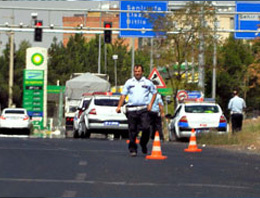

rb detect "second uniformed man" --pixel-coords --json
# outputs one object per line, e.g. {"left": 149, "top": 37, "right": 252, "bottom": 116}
{"left": 116, "top": 64, "right": 157, "bottom": 157}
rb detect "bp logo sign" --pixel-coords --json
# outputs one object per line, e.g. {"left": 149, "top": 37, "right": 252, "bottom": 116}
{"left": 31, "top": 53, "right": 44, "bottom": 66}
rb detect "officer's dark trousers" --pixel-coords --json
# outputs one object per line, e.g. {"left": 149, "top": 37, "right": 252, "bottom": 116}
{"left": 231, "top": 113, "right": 243, "bottom": 133}
{"left": 126, "top": 109, "right": 150, "bottom": 153}
{"left": 149, "top": 111, "right": 164, "bottom": 140}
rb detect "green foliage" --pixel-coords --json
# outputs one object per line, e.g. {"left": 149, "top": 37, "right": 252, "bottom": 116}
{"left": 216, "top": 34, "right": 254, "bottom": 116}
{"left": 13, "top": 41, "right": 31, "bottom": 107}
{"left": 149, "top": 1, "right": 216, "bottom": 109}
{"left": 48, "top": 37, "right": 68, "bottom": 85}
{"left": 0, "top": 39, "right": 31, "bottom": 108}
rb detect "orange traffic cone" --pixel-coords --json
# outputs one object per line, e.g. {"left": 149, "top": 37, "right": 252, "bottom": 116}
{"left": 184, "top": 129, "right": 202, "bottom": 152}
{"left": 126, "top": 138, "right": 140, "bottom": 144}
{"left": 146, "top": 131, "right": 167, "bottom": 160}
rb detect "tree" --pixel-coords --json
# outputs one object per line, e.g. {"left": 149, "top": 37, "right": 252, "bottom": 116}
{"left": 13, "top": 40, "right": 31, "bottom": 107}
{"left": 216, "top": 34, "right": 254, "bottom": 116}
{"left": 0, "top": 54, "right": 8, "bottom": 108}
{"left": 0, "top": 41, "right": 15, "bottom": 108}
{"left": 246, "top": 38, "right": 260, "bottom": 112}
{"left": 48, "top": 37, "right": 69, "bottom": 85}
{"left": 150, "top": 1, "right": 216, "bottom": 108}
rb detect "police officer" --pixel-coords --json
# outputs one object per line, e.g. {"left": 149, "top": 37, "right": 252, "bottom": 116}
{"left": 149, "top": 85, "right": 165, "bottom": 141}
{"left": 228, "top": 90, "right": 246, "bottom": 133}
{"left": 116, "top": 64, "right": 157, "bottom": 157}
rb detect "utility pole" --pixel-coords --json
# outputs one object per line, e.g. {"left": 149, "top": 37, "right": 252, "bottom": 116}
{"left": 212, "top": 19, "right": 218, "bottom": 99}
{"left": 8, "top": 32, "right": 14, "bottom": 108}
{"left": 150, "top": 38, "right": 154, "bottom": 73}
{"left": 104, "top": 43, "right": 107, "bottom": 74}
{"left": 98, "top": 2, "right": 102, "bottom": 74}
{"left": 131, "top": 38, "right": 135, "bottom": 77}
{"left": 112, "top": 54, "right": 118, "bottom": 91}
{"left": 198, "top": 3, "right": 205, "bottom": 94}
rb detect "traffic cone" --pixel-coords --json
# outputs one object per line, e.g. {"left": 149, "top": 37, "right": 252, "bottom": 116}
{"left": 126, "top": 138, "right": 140, "bottom": 144}
{"left": 146, "top": 131, "right": 167, "bottom": 160}
{"left": 184, "top": 129, "right": 202, "bottom": 152}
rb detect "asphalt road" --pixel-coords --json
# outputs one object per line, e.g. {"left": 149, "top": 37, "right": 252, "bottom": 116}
{"left": 0, "top": 135, "right": 259, "bottom": 197}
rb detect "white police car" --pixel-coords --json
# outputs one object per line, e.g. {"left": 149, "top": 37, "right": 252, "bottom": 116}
{"left": 72, "top": 93, "right": 93, "bottom": 138}
{"left": 77, "top": 92, "right": 128, "bottom": 139}
{"left": 168, "top": 98, "right": 228, "bottom": 141}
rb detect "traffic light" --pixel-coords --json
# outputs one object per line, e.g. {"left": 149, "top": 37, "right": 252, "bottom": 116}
{"left": 104, "top": 22, "right": 112, "bottom": 44}
{"left": 34, "top": 20, "right": 43, "bottom": 42}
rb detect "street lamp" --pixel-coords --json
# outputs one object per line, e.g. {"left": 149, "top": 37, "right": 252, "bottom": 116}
{"left": 112, "top": 54, "right": 118, "bottom": 92}
{"left": 31, "top": 12, "right": 38, "bottom": 26}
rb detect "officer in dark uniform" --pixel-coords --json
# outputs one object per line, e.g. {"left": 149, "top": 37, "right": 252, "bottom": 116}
{"left": 116, "top": 64, "right": 157, "bottom": 157}
{"left": 149, "top": 89, "right": 165, "bottom": 141}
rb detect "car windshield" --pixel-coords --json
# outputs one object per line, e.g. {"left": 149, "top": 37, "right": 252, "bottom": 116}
{"left": 5, "top": 110, "right": 25, "bottom": 114}
{"left": 95, "top": 99, "right": 120, "bottom": 106}
{"left": 185, "top": 105, "right": 219, "bottom": 113}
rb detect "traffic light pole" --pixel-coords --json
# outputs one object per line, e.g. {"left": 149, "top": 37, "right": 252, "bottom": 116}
{"left": 98, "top": 10, "right": 102, "bottom": 74}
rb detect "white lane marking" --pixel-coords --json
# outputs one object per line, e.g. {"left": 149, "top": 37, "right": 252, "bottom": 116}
{"left": 0, "top": 135, "right": 29, "bottom": 138}
{"left": 78, "top": 161, "right": 87, "bottom": 166}
{"left": 62, "top": 190, "right": 77, "bottom": 197}
{"left": 75, "top": 173, "right": 86, "bottom": 181}
{"left": 0, "top": 178, "right": 250, "bottom": 190}
{"left": 0, "top": 147, "right": 125, "bottom": 154}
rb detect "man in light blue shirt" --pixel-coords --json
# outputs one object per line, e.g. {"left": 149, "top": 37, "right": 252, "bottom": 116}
{"left": 148, "top": 88, "right": 164, "bottom": 141}
{"left": 116, "top": 64, "right": 157, "bottom": 157}
{"left": 228, "top": 90, "right": 246, "bottom": 133}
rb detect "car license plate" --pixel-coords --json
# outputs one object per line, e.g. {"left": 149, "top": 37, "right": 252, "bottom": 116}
{"left": 8, "top": 117, "right": 20, "bottom": 120}
{"left": 200, "top": 124, "right": 207, "bottom": 127}
{"left": 197, "top": 129, "right": 209, "bottom": 133}
{"left": 104, "top": 121, "right": 119, "bottom": 126}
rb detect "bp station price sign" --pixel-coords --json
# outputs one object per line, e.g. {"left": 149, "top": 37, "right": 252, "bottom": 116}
{"left": 23, "top": 70, "right": 44, "bottom": 129}
{"left": 24, "top": 47, "right": 48, "bottom": 129}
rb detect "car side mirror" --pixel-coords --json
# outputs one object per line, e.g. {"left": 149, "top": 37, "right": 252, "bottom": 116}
{"left": 165, "top": 114, "right": 173, "bottom": 119}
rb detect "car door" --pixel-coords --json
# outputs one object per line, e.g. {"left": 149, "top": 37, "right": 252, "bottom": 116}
{"left": 170, "top": 105, "right": 182, "bottom": 130}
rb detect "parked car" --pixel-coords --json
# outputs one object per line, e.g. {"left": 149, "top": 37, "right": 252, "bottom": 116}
{"left": 167, "top": 99, "right": 228, "bottom": 141}
{"left": 72, "top": 93, "right": 93, "bottom": 138}
{"left": 77, "top": 93, "right": 128, "bottom": 139}
{"left": 0, "top": 108, "right": 33, "bottom": 135}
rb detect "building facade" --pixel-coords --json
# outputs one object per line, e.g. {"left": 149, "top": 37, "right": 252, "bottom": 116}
{"left": 63, "top": 9, "right": 139, "bottom": 50}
